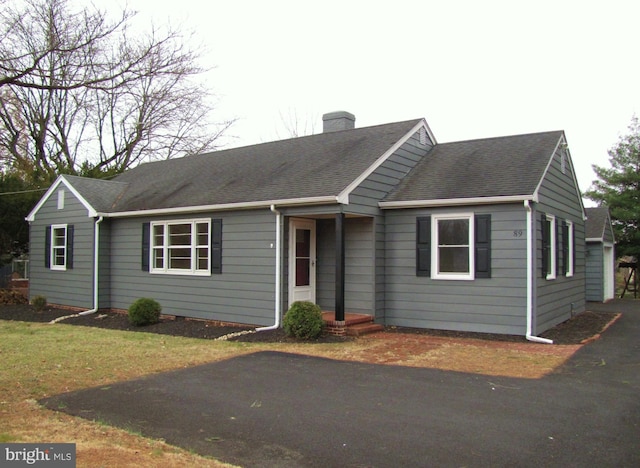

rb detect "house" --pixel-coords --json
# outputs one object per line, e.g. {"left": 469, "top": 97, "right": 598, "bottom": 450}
{"left": 585, "top": 206, "right": 616, "bottom": 302}
{"left": 27, "top": 111, "right": 586, "bottom": 341}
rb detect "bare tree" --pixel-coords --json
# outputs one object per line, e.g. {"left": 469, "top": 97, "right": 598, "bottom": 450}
{"left": 0, "top": 0, "right": 234, "bottom": 179}
{"left": 275, "top": 108, "right": 317, "bottom": 139}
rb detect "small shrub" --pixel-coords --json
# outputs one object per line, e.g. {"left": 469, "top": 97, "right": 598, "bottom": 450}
{"left": 0, "top": 289, "right": 28, "bottom": 305}
{"left": 30, "top": 295, "right": 47, "bottom": 311}
{"left": 128, "top": 298, "right": 162, "bottom": 326}
{"left": 283, "top": 301, "right": 324, "bottom": 340}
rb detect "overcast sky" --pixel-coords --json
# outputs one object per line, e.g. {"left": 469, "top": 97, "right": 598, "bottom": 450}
{"left": 111, "top": 0, "right": 639, "bottom": 202}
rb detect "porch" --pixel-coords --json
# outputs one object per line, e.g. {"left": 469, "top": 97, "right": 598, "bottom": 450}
{"left": 322, "top": 311, "right": 384, "bottom": 336}
{"left": 285, "top": 212, "right": 383, "bottom": 336}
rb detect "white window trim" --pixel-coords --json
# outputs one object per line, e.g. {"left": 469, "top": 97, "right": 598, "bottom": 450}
{"left": 546, "top": 214, "right": 556, "bottom": 280}
{"left": 50, "top": 224, "right": 67, "bottom": 271}
{"left": 150, "top": 218, "right": 211, "bottom": 276}
{"left": 431, "top": 213, "right": 475, "bottom": 281}
{"left": 565, "top": 220, "right": 574, "bottom": 277}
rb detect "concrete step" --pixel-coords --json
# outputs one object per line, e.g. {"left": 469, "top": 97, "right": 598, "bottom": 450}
{"left": 345, "top": 322, "right": 385, "bottom": 337}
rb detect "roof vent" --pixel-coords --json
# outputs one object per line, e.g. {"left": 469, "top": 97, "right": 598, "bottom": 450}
{"left": 322, "top": 111, "right": 355, "bottom": 133}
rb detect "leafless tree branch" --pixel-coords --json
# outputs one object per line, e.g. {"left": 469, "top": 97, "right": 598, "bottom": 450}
{"left": 0, "top": 0, "right": 235, "bottom": 179}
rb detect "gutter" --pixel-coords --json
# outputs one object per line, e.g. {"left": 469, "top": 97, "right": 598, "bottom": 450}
{"left": 524, "top": 201, "right": 553, "bottom": 344}
{"left": 379, "top": 194, "right": 536, "bottom": 210}
{"left": 50, "top": 216, "right": 104, "bottom": 323}
{"left": 97, "top": 195, "right": 341, "bottom": 219}
{"left": 256, "top": 205, "right": 282, "bottom": 331}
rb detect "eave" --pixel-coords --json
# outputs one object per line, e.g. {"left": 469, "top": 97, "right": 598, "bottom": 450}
{"left": 99, "top": 195, "right": 344, "bottom": 218}
{"left": 379, "top": 194, "right": 537, "bottom": 210}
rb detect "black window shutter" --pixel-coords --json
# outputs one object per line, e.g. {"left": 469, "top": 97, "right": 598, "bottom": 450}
{"left": 45, "top": 226, "right": 51, "bottom": 268}
{"left": 141, "top": 222, "right": 150, "bottom": 271}
{"left": 561, "top": 221, "right": 569, "bottom": 275}
{"left": 66, "top": 225, "right": 74, "bottom": 269}
{"left": 416, "top": 216, "right": 431, "bottom": 277}
{"left": 475, "top": 214, "right": 491, "bottom": 278}
{"left": 211, "top": 218, "right": 223, "bottom": 274}
{"left": 541, "top": 214, "right": 549, "bottom": 278}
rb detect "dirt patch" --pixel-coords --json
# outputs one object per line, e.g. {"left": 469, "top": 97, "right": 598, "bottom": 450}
{"left": 0, "top": 303, "right": 618, "bottom": 346}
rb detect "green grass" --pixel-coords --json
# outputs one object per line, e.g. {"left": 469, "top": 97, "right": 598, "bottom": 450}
{"left": 0, "top": 320, "right": 251, "bottom": 400}
{"left": 0, "top": 319, "right": 248, "bottom": 467}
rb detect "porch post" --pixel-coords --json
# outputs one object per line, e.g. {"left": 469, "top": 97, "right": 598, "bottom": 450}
{"left": 335, "top": 212, "right": 345, "bottom": 321}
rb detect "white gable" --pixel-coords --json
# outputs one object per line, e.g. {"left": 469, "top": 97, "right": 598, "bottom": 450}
{"left": 26, "top": 175, "right": 98, "bottom": 222}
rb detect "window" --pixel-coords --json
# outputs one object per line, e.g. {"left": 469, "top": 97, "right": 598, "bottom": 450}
{"left": 51, "top": 225, "right": 67, "bottom": 270}
{"left": 542, "top": 214, "right": 556, "bottom": 280}
{"left": 57, "top": 189, "right": 65, "bottom": 209}
{"left": 433, "top": 214, "right": 473, "bottom": 279}
{"left": 45, "top": 224, "right": 73, "bottom": 271}
{"left": 150, "top": 219, "right": 211, "bottom": 275}
{"left": 563, "top": 220, "right": 574, "bottom": 277}
{"left": 144, "top": 218, "right": 222, "bottom": 275}
{"left": 416, "top": 214, "right": 491, "bottom": 280}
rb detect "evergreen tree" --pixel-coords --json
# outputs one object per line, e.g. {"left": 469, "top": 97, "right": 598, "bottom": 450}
{"left": 585, "top": 116, "right": 640, "bottom": 259}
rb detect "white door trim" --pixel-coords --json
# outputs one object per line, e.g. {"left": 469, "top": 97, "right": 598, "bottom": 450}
{"left": 603, "top": 243, "right": 615, "bottom": 301}
{"left": 288, "top": 218, "right": 316, "bottom": 306}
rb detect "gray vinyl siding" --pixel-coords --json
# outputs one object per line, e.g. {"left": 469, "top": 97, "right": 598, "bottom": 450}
{"left": 374, "top": 217, "right": 386, "bottom": 321}
{"left": 98, "top": 220, "right": 112, "bottom": 309}
{"left": 29, "top": 188, "right": 95, "bottom": 308}
{"left": 586, "top": 242, "right": 604, "bottom": 302}
{"left": 534, "top": 145, "right": 586, "bottom": 334}
{"left": 315, "top": 219, "right": 334, "bottom": 310}
{"left": 384, "top": 205, "right": 529, "bottom": 335}
{"left": 344, "top": 130, "right": 432, "bottom": 318}
{"left": 108, "top": 210, "right": 277, "bottom": 325}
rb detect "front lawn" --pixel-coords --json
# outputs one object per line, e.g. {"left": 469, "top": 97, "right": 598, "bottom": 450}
{"left": 0, "top": 320, "right": 245, "bottom": 467}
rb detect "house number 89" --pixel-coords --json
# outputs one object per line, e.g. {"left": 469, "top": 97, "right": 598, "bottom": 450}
{"left": 513, "top": 230, "right": 523, "bottom": 237}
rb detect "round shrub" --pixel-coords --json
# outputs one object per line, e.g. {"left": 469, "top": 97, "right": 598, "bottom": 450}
{"left": 30, "top": 295, "right": 47, "bottom": 311}
{"left": 128, "top": 298, "right": 162, "bottom": 326}
{"left": 283, "top": 301, "right": 323, "bottom": 340}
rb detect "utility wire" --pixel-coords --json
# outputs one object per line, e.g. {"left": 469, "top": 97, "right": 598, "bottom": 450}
{"left": 0, "top": 188, "right": 48, "bottom": 196}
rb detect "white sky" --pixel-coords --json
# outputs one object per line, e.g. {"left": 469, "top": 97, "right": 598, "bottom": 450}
{"left": 109, "top": 0, "right": 639, "bottom": 201}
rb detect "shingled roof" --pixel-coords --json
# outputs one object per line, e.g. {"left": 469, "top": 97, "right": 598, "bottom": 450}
{"left": 585, "top": 206, "right": 612, "bottom": 240}
{"left": 28, "top": 116, "right": 572, "bottom": 221}
{"left": 383, "top": 130, "right": 564, "bottom": 204}
{"left": 108, "top": 118, "right": 423, "bottom": 213}
{"left": 62, "top": 175, "right": 128, "bottom": 213}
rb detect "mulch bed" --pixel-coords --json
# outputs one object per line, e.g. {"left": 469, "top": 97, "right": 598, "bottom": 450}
{"left": 0, "top": 304, "right": 618, "bottom": 345}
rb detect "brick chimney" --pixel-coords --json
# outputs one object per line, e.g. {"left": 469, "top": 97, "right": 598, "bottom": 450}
{"left": 322, "top": 111, "right": 355, "bottom": 132}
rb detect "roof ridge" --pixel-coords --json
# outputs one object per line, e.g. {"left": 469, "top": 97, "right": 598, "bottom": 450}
{"left": 115, "top": 118, "right": 425, "bottom": 173}
{"left": 438, "top": 129, "right": 563, "bottom": 146}
{"left": 203, "top": 117, "right": 425, "bottom": 153}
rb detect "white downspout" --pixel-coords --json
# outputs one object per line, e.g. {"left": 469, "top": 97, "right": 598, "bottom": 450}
{"left": 256, "top": 205, "right": 282, "bottom": 331}
{"left": 79, "top": 215, "right": 104, "bottom": 315}
{"left": 50, "top": 216, "right": 103, "bottom": 323}
{"left": 524, "top": 201, "right": 553, "bottom": 344}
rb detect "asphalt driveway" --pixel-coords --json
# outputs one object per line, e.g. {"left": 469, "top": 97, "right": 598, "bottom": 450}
{"left": 41, "top": 300, "right": 640, "bottom": 467}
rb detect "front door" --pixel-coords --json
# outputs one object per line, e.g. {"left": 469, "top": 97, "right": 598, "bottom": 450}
{"left": 289, "top": 218, "right": 316, "bottom": 305}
